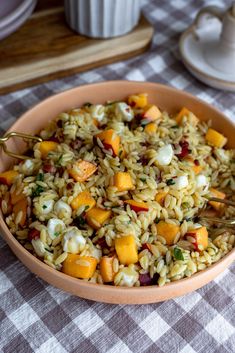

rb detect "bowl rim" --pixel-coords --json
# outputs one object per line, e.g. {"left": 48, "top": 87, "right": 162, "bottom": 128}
{"left": 0, "top": 80, "right": 234, "bottom": 303}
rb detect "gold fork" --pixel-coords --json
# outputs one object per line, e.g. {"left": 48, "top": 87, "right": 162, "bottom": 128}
{"left": 198, "top": 197, "right": 235, "bottom": 226}
{"left": 0, "top": 131, "right": 42, "bottom": 160}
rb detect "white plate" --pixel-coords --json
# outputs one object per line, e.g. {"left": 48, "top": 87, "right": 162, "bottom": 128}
{"left": 179, "top": 23, "right": 235, "bottom": 92}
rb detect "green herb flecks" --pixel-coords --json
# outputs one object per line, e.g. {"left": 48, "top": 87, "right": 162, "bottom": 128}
{"left": 36, "top": 173, "right": 44, "bottom": 182}
{"left": 75, "top": 215, "right": 86, "bottom": 227}
{"left": 32, "top": 185, "right": 44, "bottom": 198}
{"left": 84, "top": 205, "right": 90, "bottom": 211}
{"left": 173, "top": 247, "right": 184, "bottom": 261}
{"left": 42, "top": 205, "right": 47, "bottom": 209}
{"left": 54, "top": 231, "right": 60, "bottom": 237}
{"left": 166, "top": 178, "right": 175, "bottom": 186}
{"left": 140, "top": 177, "right": 146, "bottom": 182}
{"left": 154, "top": 218, "right": 160, "bottom": 224}
{"left": 182, "top": 202, "right": 190, "bottom": 209}
{"left": 171, "top": 125, "right": 179, "bottom": 129}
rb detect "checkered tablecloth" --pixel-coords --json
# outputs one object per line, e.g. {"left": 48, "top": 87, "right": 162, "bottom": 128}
{"left": 1, "top": 0, "right": 235, "bottom": 352}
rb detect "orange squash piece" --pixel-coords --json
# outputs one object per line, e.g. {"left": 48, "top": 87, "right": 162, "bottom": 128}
{"left": 93, "top": 118, "right": 99, "bottom": 127}
{"left": 69, "top": 160, "right": 97, "bottom": 182}
{"left": 100, "top": 256, "right": 115, "bottom": 282}
{"left": 113, "top": 172, "right": 134, "bottom": 192}
{"left": 0, "top": 170, "right": 18, "bottom": 186}
{"left": 155, "top": 191, "right": 167, "bottom": 206}
{"left": 185, "top": 156, "right": 202, "bottom": 175}
{"left": 156, "top": 221, "right": 180, "bottom": 245}
{"left": 62, "top": 254, "right": 97, "bottom": 279}
{"left": 39, "top": 141, "right": 58, "bottom": 159}
{"left": 13, "top": 198, "right": 28, "bottom": 227}
{"left": 10, "top": 188, "right": 25, "bottom": 205}
{"left": 175, "top": 107, "right": 199, "bottom": 126}
{"left": 71, "top": 190, "right": 96, "bottom": 211}
{"left": 86, "top": 207, "right": 112, "bottom": 229}
{"left": 144, "top": 123, "right": 157, "bottom": 134}
{"left": 124, "top": 199, "right": 149, "bottom": 212}
{"left": 143, "top": 105, "right": 161, "bottom": 122}
{"left": 115, "top": 235, "right": 138, "bottom": 265}
{"left": 205, "top": 128, "right": 227, "bottom": 148}
{"left": 209, "top": 188, "right": 226, "bottom": 211}
{"left": 127, "top": 93, "right": 148, "bottom": 108}
{"left": 95, "top": 129, "right": 120, "bottom": 157}
{"left": 186, "top": 226, "right": 208, "bottom": 251}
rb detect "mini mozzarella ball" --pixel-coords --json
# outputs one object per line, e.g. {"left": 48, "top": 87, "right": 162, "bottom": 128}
{"left": 62, "top": 227, "right": 86, "bottom": 254}
{"left": 32, "top": 239, "right": 45, "bottom": 257}
{"left": 47, "top": 218, "right": 66, "bottom": 239}
{"left": 54, "top": 200, "right": 72, "bottom": 219}
{"left": 39, "top": 199, "right": 54, "bottom": 215}
{"left": 22, "top": 159, "right": 35, "bottom": 175}
{"left": 193, "top": 223, "right": 202, "bottom": 229}
{"left": 91, "top": 104, "right": 105, "bottom": 122}
{"left": 174, "top": 175, "right": 188, "bottom": 190}
{"left": 114, "top": 266, "right": 139, "bottom": 287}
{"left": 196, "top": 175, "right": 208, "bottom": 188}
{"left": 115, "top": 102, "right": 134, "bottom": 122}
{"left": 156, "top": 144, "right": 173, "bottom": 166}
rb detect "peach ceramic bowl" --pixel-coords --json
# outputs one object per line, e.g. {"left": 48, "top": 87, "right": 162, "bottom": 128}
{"left": 0, "top": 81, "right": 234, "bottom": 304}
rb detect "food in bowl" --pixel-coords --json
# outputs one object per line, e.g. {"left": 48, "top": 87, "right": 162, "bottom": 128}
{"left": 0, "top": 93, "right": 234, "bottom": 288}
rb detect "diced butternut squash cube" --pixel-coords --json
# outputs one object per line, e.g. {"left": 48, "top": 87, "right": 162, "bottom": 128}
{"left": 86, "top": 207, "right": 111, "bottom": 229}
{"left": 71, "top": 190, "right": 96, "bottom": 211}
{"left": 95, "top": 129, "right": 120, "bottom": 157}
{"left": 143, "top": 105, "right": 161, "bottom": 121}
{"left": 0, "top": 170, "right": 18, "bottom": 186}
{"left": 205, "top": 128, "right": 227, "bottom": 148}
{"left": 185, "top": 156, "right": 202, "bottom": 175}
{"left": 175, "top": 107, "right": 199, "bottom": 126}
{"left": 115, "top": 235, "right": 138, "bottom": 265}
{"left": 100, "top": 256, "right": 115, "bottom": 282}
{"left": 156, "top": 221, "right": 180, "bottom": 245}
{"left": 68, "top": 160, "right": 97, "bottom": 182}
{"left": 10, "top": 188, "right": 25, "bottom": 205}
{"left": 62, "top": 254, "right": 97, "bottom": 279}
{"left": 155, "top": 191, "right": 167, "bottom": 206}
{"left": 124, "top": 199, "right": 149, "bottom": 212}
{"left": 186, "top": 226, "right": 208, "bottom": 251}
{"left": 113, "top": 172, "right": 134, "bottom": 192}
{"left": 127, "top": 93, "right": 148, "bottom": 108}
{"left": 13, "top": 197, "right": 28, "bottom": 227}
{"left": 209, "top": 188, "right": 226, "bottom": 211}
{"left": 144, "top": 123, "right": 157, "bottom": 134}
{"left": 39, "top": 141, "right": 58, "bottom": 159}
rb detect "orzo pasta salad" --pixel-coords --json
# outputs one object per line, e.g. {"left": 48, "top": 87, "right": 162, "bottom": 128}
{"left": 0, "top": 93, "right": 235, "bottom": 287}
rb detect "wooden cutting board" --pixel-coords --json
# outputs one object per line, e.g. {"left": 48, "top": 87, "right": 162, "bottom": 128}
{"left": 0, "top": 2, "right": 153, "bottom": 94}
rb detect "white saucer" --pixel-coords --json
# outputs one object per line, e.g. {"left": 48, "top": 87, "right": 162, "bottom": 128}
{"left": 179, "top": 20, "right": 235, "bottom": 92}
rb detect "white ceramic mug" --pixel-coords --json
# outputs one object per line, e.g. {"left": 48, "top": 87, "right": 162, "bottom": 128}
{"left": 64, "top": 0, "right": 142, "bottom": 39}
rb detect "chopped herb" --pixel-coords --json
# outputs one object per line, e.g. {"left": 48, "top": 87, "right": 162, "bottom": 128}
{"left": 166, "top": 178, "right": 175, "bottom": 186}
{"left": 36, "top": 173, "right": 44, "bottom": 182}
{"left": 56, "top": 155, "right": 63, "bottom": 166}
{"left": 185, "top": 217, "right": 192, "bottom": 222}
{"left": 75, "top": 215, "right": 86, "bottom": 227}
{"left": 119, "top": 150, "right": 123, "bottom": 157}
{"left": 171, "top": 125, "right": 179, "bottom": 129}
{"left": 32, "top": 185, "right": 44, "bottom": 197}
{"left": 154, "top": 218, "right": 160, "bottom": 224}
{"left": 140, "top": 177, "right": 146, "bottom": 182}
{"left": 173, "top": 247, "right": 184, "bottom": 261}
{"left": 42, "top": 205, "right": 47, "bottom": 209}
{"left": 54, "top": 231, "right": 60, "bottom": 237}
{"left": 45, "top": 247, "right": 53, "bottom": 253}
{"left": 182, "top": 202, "right": 190, "bottom": 209}
{"left": 84, "top": 205, "right": 90, "bottom": 211}
{"left": 83, "top": 102, "right": 92, "bottom": 107}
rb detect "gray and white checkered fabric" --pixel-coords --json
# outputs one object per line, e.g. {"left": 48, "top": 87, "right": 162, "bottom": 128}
{"left": 1, "top": 1, "right": 235, "bottom": 352}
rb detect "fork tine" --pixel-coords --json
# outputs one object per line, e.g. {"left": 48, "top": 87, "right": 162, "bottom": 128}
{"left": 0, "top": 131, "right": 42, "bottom": 159}
{"left": 208, "top": 197, "right": 235, "bottom": 207}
